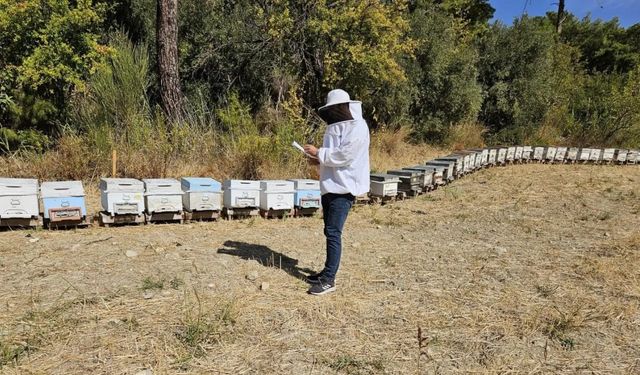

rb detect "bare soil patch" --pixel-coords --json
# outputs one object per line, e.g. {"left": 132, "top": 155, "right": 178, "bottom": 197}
{"left": 1, "top": 164, "right": 639, "bottom": 374}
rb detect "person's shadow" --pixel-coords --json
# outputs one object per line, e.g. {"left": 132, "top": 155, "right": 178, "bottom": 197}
{"left": 217, "top": 240, "right": 316, "bottom": 281}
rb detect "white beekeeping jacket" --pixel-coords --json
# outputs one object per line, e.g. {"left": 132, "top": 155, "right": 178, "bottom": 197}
{"left": 317, "top": 102, "right": 370, "bottom": 196}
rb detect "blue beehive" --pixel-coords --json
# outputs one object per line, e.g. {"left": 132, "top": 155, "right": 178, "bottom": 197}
{"left": 288, "top": 179, "right": 321, "bottom": 209}
{"left": 180, "top": 177, "right": 223, "bottom": 212}
{"left": 40, "top": 181, "right": 87, "bottom": 223}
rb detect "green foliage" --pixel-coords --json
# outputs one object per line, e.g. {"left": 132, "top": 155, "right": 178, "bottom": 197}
{"left": 408, "top": 2, "right": 483, "bottom": 142}
{"left": 0, "top": 127, "right": 51, "bottom": 154}
{"left": 0, "top": 0, "right": 109, "bottom": 131}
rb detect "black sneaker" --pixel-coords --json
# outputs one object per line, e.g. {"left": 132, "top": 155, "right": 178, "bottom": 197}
{"left": 307, "top": 277, "right": 336, "bottom": 296}
{"left": 306, "top": 272, "right": 324, "bottom": 284}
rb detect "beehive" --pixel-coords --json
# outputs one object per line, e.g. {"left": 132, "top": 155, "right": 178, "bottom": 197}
{"left": 514, "top": 146, "right": 523, "bottom": 161}
{"left": 545, "top": 147, "right": 557, "bottom": 162}
{"left": 223, "top": 180, "right": 261, "bottom": 209}
{"left": 506, "top": 147, "right": 516, "bottom": 162}
{"left": 579, "top": 148, "right": 591, "bottom": 162}
{"left": 589, "top": 148, "right": 602, "bottom": 163}
{"left": 627, "top": 150, "right": 639, "bottom": 164}
{"left": 567, "top": 147, "right": 580, "bottom": 162}
{"left": 259, "top": 180, "right": 295, "bottom": 211}
{"left": 40, "top": 181, "right": 86, "bottom": 223}
{"left": 436, "top": 155, "right": 464, "bottom": 177}
{"left": 403, "top": 166, "right": 435, "bottom": 189}
{"left": 387, "top": 169, "right": 422, "bottom": 195}
{"left": 488, "top": 149, "right": 497, "bottom": 165}
{"left": 422, "top": 165, "right": 445, "bottom": 186}
{"left": 533, "top": 147, "right": 545, "bottom": 161}
{"left": 497, "top": 148, "right": 507, "bottom": 165}
{"left": 602, "top": 148, "right": 616, "bottom": 163}
{"left": 522, "top": 146, "right": 533, "bottom": 161}
{"left": 430, "top": 159, "right": 457, "bottom": 180}
{"left": 181, "top": 177, "right": 222, "bottom": 212}
{"left": 616, "top": 149, "right": 628, "bottom": 164}
{"left": 289, "top": 179, "right": 321, "bottom": 209}
{"left": 369, "top": 174, "right": 401, "bottom": 197}
{"left": 143, "top": 179, "right": 183, "bottom": 214}
{"left": 554, "top": 147, "right": 567, "bottom": 163}
{"left": 100, "top": 178, "right": 145, "bottom": 216}
{"left": 0, "top": 178, "right": 39, "bottom": 220}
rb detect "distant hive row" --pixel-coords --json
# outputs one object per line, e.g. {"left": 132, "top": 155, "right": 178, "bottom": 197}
{"left": 366, "top": 146, "right": 638, "bottom": 204}
{"left": 0, "top": 146, "right": 637, "bottom": 229}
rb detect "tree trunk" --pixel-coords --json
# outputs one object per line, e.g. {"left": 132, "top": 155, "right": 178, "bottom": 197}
{"left": 555, "top": 0, "right": 565, "bottom": 35}
{"left": 156, "top": 0, "right": 183, "bottom": 121}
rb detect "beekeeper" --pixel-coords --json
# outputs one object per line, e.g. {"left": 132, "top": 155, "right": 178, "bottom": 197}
{"left": 303, "top": 89, "right": 370, "bottom": 296}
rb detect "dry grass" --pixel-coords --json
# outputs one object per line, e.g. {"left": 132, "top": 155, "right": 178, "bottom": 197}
{"left": 445, "top": 122, "right": 487, "bottom": 151}
{"left": 1, "top": 163, "right": 639, "bottom": 374}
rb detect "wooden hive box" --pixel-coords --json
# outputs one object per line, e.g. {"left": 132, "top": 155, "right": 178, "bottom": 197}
{"left": 487, "top": 148, "right": 497, "bottom": 165}
{"left": 40, "top": 181, "right": 87, "bottom": 226}
{"left": 403, "top": 166, "right": 436, "bottom": 190}
{"left": 616, "top": 149, "right": 629, "bottom": 164}
{"left": 522, "top": 146, "right": 533, "bottom": 162}
{"left": 370, "top": 174, "right": 401, "bottom": 198}
{"left": 533, "top": 147, "right": 545, "bottom": 161}
{"left": 387, "top": 169, "right": 423, "bottom": 196}
{"left": 223, "top": 180, "right": 261, "bottom": 209}
{"left": 627, "top": 150, "right": 639, "bottom": 164}
{"left": 259, "top": 180, "right": 295, "bottom": 212}
{"left": 567, "top": 147, "right": 580, "bottom": 162}
{"left": 0, "top": 178, "right": 40, "bottom": 226}
{"left": 579, "top": 148, "right": 591, "bottom": 163}
{"left": 181, "top": 177, "right": 223, "bottom": 213}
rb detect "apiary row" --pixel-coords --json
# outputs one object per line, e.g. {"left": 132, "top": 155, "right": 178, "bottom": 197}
{"left": 1, "top": 146, "right": 637, "bottom": 228}
{"left": 365, "top": 146, "right": 639, "bottom": 202}
{"left": 0, "top": 177, "right": 322, "bottom": 228}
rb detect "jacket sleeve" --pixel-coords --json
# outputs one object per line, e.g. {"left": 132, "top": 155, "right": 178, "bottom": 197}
{"left": 317, "top": 124, "right": 367, "bottom": 168}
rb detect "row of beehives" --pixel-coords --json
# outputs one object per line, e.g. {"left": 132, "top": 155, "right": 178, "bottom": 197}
{"left": 0, "top": 146, "right": 638, "bottom": 228}
{"left": 0, "top": 178, "right": 322, "bottom": 228}
{"left": 367, "top": 146, "right": 639, "bottom": 202}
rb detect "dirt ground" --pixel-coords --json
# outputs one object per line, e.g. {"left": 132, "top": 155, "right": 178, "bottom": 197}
{"left": 1, "top": 163, "right": 639, "bottom": 374}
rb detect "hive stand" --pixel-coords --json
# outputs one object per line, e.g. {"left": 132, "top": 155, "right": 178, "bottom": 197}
{"left": 98, "top": 212, "right": 146, "bottom": 227}
{"left": 260, "top": 208, "right": 293, "bottom": 219}
{"left": 369, "top": 194, "right": 398, "bottom": 205}
{"left": 184, "top": 210, "right": 220, "bottom": 223}
{"left": 0, "top": 216, "right": 41, "bottom": 229}
{"left": 223, "top": 207, "right": 259, "bottom": 219}
{"left": 354, "top": 194, "right": 370, "bottom": 205}
{"left": 146, "top": 211, "right": 184, "bottom": 224}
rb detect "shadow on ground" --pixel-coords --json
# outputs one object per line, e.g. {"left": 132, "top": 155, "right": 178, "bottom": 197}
{"left": 217, "top": 240, "right": 316, "bottom": 280}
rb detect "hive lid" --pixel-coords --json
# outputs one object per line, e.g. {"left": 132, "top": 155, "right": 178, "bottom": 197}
{"left": 223, "top": 179, "right": 261, "bottom": 190}
{"left": 370, "top": 173, "right": 401, "bottom": 182}
{"left": 181, "top": 177, "right": 222, "bottom": 192}
{"left": 387, "top": 169, "right": 421, "bottom": 177}
{"left": 0, "top": 178, "right": 38, "bottom": 196}
{"left": 100, "top": 178, "right": 144, "bottom": 192}
{"left": 288, "top": 179, "right": 320, "bottom": 190}
{"left": 143, "top": 178, "right": 182, "bottom": 195}
{"left": 260, "top": 180, "right": 295, "bottom": 192}
{"left": 41, "top": 181, "right": 85, "bottom": 198}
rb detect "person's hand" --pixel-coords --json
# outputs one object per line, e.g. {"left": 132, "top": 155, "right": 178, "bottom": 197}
{"left": 303, "top": 144, "right": 318, "bottom": 157}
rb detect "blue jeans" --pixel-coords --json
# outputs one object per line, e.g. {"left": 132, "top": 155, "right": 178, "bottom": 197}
{"left": 321, "top": 193, "right": 354, "bottom": 280}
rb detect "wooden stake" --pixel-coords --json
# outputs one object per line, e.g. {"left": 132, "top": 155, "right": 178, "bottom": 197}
{"left": 112, "top": 149, "right": 117, "bottom": 177}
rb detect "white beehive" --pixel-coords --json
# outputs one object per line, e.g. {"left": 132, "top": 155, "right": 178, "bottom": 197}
{"left": 100, "top": 178, "right": 145, "bottom": 215}
{"left": 602, "top": 148, "right": 616, "bottom": 163}
{"left": 181, "top": 177, "right": 222, "bottom": 212}
{"left": 488, "top": 149, "right": 497, "bottom": 165}
{"left": 223, "top": 180, "right": 260, "bottom": 209}
{"left": 567, "top": 147, "right": 580, "bottom": 162}
{"left": 522, "top": 146, "right": 533, "bottom": 161}
{"left": 259, "top": 180, "right": 295, "bottom": 211}
{"left": 554, "top": 147, "right": 567, "bottom": 162}
{"left": 514, "top": 146, "right": 523, "bottom": 161}
{"left": 497, "top": 148, "right": 507, "bottom": 164}
{"left": 545, "top": 147, "right": 557, "bottom": 162}
{"left": 627, "top": 150, "right": 639, "bottom": 164}
{"left": 616, "top": 149, "right": 628, "bottom": 163}
{"left": 289, "top": 179, "right": 321, "bottom": 209}
{"left": 589, "top": 148, "right": 602, "bottom": 163}
{"left": 533, "top": 147, "right": 545, "bottom": 161}
{"left": 0, "top": 178, "right": 39, "bottom": 219}
{"left": 403, "top": 166, "right": 435, "bottom": 188}
{"left": 370, "top": 174, "right": 401, "bottom": 197}
{"left": 506, "top": 147, "right": 516, "bottom": 162}
{"left": 579, "top": 148, "right": 591, "bottom": 162}
{"left": 143, "top": 179, "right": 183, "bottom": 214}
